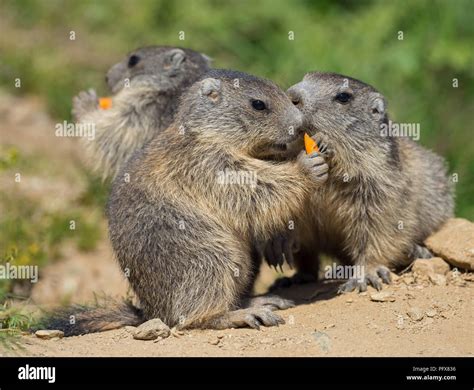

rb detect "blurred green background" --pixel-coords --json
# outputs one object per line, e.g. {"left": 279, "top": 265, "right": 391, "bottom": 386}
{"left": 0, "top": 0, "right": 473, "bottom": 327}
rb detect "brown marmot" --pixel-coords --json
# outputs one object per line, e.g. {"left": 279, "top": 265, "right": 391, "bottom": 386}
{"left": 40, "top": 69, "right": 329, "bottom": 335}
{"left": 72, "top": 46, "right": 212, "bottom": 180}
{"left": 267, "top": 72, "right": 454, "bottom": 293}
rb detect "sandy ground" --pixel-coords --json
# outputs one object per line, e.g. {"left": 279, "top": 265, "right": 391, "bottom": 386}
{"left": 7, "top": 273, "right": 474, "bottom": 357}
{"left": 0, "top": 91, "right": 473, "bottom": 357}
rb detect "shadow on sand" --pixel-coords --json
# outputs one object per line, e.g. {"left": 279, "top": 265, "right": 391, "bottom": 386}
{"left": 270, "top": 279, "right": 344, "bottom": 306}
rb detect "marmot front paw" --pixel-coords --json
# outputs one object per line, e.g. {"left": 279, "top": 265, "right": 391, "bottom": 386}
{"left": 245, "top": 295, "right": 295, "bottom": 311}
{"left": 258, "top": 232, "right": 298, "bottom": 271}
{"left": 228, "top": 307, "right": 285, "bottom": 329}
{"left": 337, "top": 265, "right": 392, "bottom": 293}
{"left": 297, "top": 150, "right": 329, "bottom": 184}
{"left": 72, "top": 88, "right": 99, "bottom": 120}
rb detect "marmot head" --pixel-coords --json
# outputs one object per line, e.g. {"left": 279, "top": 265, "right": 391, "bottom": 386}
{"left": 176, "top": 69, "right": 304, "bottom": 155}
{"left": 287, "top": 72, "right": 390, "bottom": 167}
{"left": 106, "top": 46, "right": 212, "bottom": 94}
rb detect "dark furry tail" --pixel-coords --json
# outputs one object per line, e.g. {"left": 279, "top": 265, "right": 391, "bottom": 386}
{"left": 34, "top": 300, "right": 144, "bottom": 337}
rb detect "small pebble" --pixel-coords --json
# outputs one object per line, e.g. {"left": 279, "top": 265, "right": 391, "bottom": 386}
{"left": 407, "top": 307, "right": 424, "bottom": 321}
{"left": 209, "top": 338, "right": 220, "bottom": 345}
{"left": 324, "top": 323, "right": 336, "bottom": 329}
{"left": 428, "top": 273, "right": 447, "bottom": 286}
{"left": 35, "top": 330, "right": 64, "bottom": 340}
{"left": 133, "top": 318, "right": 170, "bottom": 341}
{"left": 370, "top": 291, "right": 395, "bottom": 302}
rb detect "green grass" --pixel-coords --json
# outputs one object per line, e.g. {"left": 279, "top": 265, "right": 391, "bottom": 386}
{"left": 0, "top": 195, "right": 102, "bottom": 300}
{"left": 0, "top": 303, "right": 35, "bottom": 350}
{"left": 0, "top": 147, "right": 103, "bottom": 303}
{"left": 0, "top": 305, "right": 34, "bottom": 330}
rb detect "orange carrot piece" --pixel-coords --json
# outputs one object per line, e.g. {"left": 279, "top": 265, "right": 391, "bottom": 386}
{"left": 304, "top": 133, "right": 319, "bottom": 154}
{"left": 98, "top": 97, "right": 112, "bottom": 110}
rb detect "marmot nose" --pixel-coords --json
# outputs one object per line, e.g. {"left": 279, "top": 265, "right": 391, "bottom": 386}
{"left": 294, "top": 122, "right": 305, "bottom": 136}
{"left": 291, "top": 111, "right": 304, "bottom": 135}
{"left": 287, "top": 87, "right": 303, "bottom": 108}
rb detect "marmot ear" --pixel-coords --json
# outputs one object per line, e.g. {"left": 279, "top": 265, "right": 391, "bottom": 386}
{"left": 370, "top": 93, "right": 387, "bottom": 122}
{"left": 166, "top": 48, "right": 186, "bottom": 69}
{"left": 200, "top": 78, "right": 221, "bottom": 102}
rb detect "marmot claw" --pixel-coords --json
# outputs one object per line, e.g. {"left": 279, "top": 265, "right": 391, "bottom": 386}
{"left": 337, "top": 265, "right": 392, "bottom": 293}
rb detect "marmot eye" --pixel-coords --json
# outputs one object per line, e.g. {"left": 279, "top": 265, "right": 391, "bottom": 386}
{"left": 128, "top": 55, "right": 141, "bottom": 68}
{"left": 335, "top": 92, "right": 352, "bottom": 104}
{"left": 251, "top": 99, "right": 267, "bottom": 111}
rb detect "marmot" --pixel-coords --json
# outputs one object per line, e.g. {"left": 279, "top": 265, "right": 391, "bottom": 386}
{"left": 72, "top": 46, "right": 212, "bottom": 180}
{"left": 267, "top": 72, "right": 454, "bottom": 292}
{"left": 41, "top": 70, "right": 329, "bottom": 335}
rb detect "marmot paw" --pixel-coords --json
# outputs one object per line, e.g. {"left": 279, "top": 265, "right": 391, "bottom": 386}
{"left": 409, "top": 244, "right": 433, "bottom": 259}
{"left": 297, "top": 151, "right": 329, "bottom": 184}
{"left": 312, "top": 133, "right": 334, "bottom": 159}
{"left": 246, "top": 294, "right": 295, "bottom": 311}
{"left": 229, "top": 307, "right": 285, "bottom": 329}
{"left": 316, "top": 141, "right": 334, "bottom": 159}
{"left": 259, "top": 233, "right": 297, "bottom": 271}
{"left": 337, "top": 265, "right": 392, "bottom": 293}
{"left": 72, "top": 88, "right": 99, "bottom": 119}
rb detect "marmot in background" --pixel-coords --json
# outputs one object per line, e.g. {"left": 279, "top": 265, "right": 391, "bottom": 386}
{"left": 72, "top": 46, "right": 212, "bottom": 179}
{"left": 42, "top": 70, "right": 329, "bottom": 335}
{"left": 268, "top": 72, "right": 454, "bottom": 292}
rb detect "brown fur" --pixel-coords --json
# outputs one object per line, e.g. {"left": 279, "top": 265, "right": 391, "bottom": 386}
{"left": 40, "top": 70, "right": 328, "bottom": 336}
{"left": 273, "top": 72, "right": 454, "bottom": 292}
{"left": 35, "top": 300, "right": 143, "bottom": 337}
{"left": 106, "top": 69, "right": 328, "bottom": 329}
{"left": 72, "top": 46, "right": 212, "bottom": 180}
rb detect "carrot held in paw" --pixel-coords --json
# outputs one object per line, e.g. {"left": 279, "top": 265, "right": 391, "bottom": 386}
{"left": 99, "top": 97, "right": 113, "bottom": 110}
{"left": 304, "top": 133, "right": 319, "bottom": 154}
